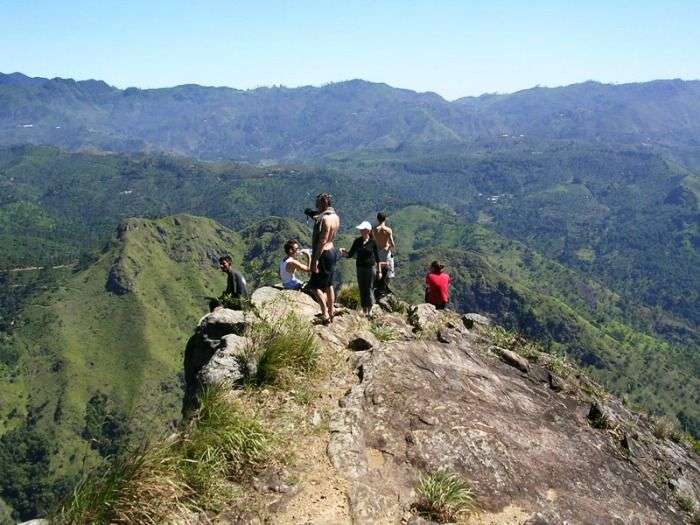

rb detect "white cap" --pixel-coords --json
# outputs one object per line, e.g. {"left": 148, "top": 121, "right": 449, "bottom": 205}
{"left": 355, "top": 221, "right": 372, "bottom": 230}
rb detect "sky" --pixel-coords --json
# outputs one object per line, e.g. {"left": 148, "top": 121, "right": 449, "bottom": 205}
{"left": 1, "top": 0, "right": 699, "bottom": 100}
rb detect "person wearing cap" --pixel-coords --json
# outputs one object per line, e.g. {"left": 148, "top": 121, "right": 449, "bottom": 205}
{"left": 425, "top": 260, "right": 450, "bottom": 310}
{"left": 340, "top": 221, "right": 381, "bottom": 316}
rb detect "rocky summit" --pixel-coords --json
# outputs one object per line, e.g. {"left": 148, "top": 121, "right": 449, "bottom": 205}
{"left": 183, "top": 287, "right": 699, "bottom": 524}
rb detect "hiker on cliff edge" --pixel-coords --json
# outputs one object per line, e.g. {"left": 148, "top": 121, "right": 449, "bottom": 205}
{"left": 340, "top": 221, "right": 381, "bottom": 317}
{"left": 306, "top": 192, "right": 340, "bottom": 324}
{"left": 425, "top": 260, "right": 450, "bottom": 310}
{"left": 218, "top": 255, "right": 248, "bottom": 309}
{"left": 373, "top": 211, "right": 396, "bottom": 299}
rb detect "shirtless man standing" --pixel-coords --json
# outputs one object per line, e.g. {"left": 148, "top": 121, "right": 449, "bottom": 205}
{"left": 373, "top": 212, "right": 396, "bottom": 298}
{"left": 306, "top": 193, "right": 340, "bottom": 323}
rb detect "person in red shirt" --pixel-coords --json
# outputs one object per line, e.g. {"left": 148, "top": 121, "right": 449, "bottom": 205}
{"left": 425, "top": 261, "right": 450, "bottom": 310}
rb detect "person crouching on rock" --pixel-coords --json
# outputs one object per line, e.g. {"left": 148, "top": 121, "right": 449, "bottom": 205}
{"left": 341, "top": 221, "right": 380, "bottom": 317}
{"left": 280, "top": 239, "right": 311, "bottom": 290}
{"left": 425, "top": 260, "right": 450, "bottom": 310}
{"left": 218, "top": 255, "right": 248, "bottom": 309}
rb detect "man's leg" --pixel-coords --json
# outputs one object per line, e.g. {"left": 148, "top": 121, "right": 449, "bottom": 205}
{"left": 325, "top": 285, "right": 335, "bottom": 318}
{"left": 312, "top": 288, "right": 328, "bottom": 318}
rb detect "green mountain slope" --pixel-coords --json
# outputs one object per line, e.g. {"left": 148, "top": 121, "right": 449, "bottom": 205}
{"left": 0, "top": 215, "right": 247, "bottom": 520}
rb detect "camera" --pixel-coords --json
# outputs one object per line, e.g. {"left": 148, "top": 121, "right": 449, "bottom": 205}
{"left": 304, "top": 208, "right": 318, "bottom": 219}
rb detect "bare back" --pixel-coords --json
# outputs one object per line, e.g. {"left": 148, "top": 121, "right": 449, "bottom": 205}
{"left": 320, "top": 212, "right": 340, "bottom": 251}
{"left": 374, "top": 223, "right": 394, "bottom": 251}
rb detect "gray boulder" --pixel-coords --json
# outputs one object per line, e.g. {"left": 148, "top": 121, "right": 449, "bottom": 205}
{"left": 462, "top": 312, "right": 491, "bottom": 329}
{"left": 492, "top": 346, "right": 530, "bottom": 373}
{"left": 197, "top": 334, "right": 249, "bottom": 387}
{"left": 198, "top": 308, "right": 249, "bottom": 339}
{"left": 408, "top": 303, "right": 440, "bottom": 332}
{"left": 252, "top": 286, "right": 320, "bottom": 322}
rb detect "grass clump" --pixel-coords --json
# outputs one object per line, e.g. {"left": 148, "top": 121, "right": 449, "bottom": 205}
{"left": 414, "top": 469, "right": 475, "bottom": 523}
{"left": 246, "top": 314, "right": 319, "bottom": 387}
{"left": 370, "top": 321, "right": 397, "bottom": 342}
{"left": 54, "top": 386, "right": 272, "bottom": 523}
{"left": 180, "top": 388, "right": 272, "bottom": 481}
{"left": 653, "top": 416, "right": 675, "bottom": 440}
{"left": 53, "top": 441, "right": 189, "bottom": 524}
{"left": 218, "top": 292, "right": 250, "bottom": 311}
{"left": 677, "top": 492, "right": 697, "bottom": 513}
{"left": 337, "top": 284, "right": 361, "bottom": 309}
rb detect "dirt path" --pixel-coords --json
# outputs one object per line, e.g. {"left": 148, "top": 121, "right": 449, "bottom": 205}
{"left": 2, "top": 262, "right": 76, "bottom": 273}
{"left": 261, "top": 318, "right": 359, "bottom": 525}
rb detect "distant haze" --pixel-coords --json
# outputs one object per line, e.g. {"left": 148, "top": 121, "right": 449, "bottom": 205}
{"left": 2, "top": 1, "right": 699, "bottom": 100}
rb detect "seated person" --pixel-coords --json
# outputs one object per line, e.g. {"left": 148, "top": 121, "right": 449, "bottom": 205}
{"left": 280, "top": 239, "right": 311, "bottom": 290}
{"left": 425, "top": 260, "right": 450, "bottom": 310}
{"left": 219, "top": 255, "right": 248, "bottom": 303}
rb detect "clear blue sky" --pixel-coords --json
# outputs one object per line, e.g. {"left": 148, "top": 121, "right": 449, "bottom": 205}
{"left": 2, "top": 0, "right": 698, "bottom": 100}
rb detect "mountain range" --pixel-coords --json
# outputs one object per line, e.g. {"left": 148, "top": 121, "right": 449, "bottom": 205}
{"left": 2, "top": 72, "right": 700, "bottom": 160}
{"left": 0, "top": 72, "right": 699, "bottom": 521}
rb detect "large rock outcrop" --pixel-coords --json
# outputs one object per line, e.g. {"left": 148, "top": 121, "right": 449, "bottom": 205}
{"left": 183, "top": 294, "right": 699, "bottom": 524}
{"left": 326, "top": 307, "right": 699, "bottom": 524}
{"left": 182, "top": 288, "right": 321, "bottom": 415}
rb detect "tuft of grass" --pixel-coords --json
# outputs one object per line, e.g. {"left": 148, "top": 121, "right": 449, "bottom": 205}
{"left": 653, "top": 416, "right": 675, "bottom": 440}
{"left": 369, "top": 321, "right": 397, "bottom": 342}
{"left": 219, "top": 292, "right": 251, "bottom": 311}
{"left": 181, "top": 387, "right": 272, "bottom": 478}
{"left": 677, "top": 492, "right": 697, "bottom": 513}
{"left": 245, "top": 314, "right": 319, "bottom": 387}
{"left": 53, "top": 439, "right": 191, "bottom": 524}
{"left": 337, "top": 284, "right": 361, "bottom": 309}
{"left": 53, "top": 386, "right": 272, "bottom": 523}
{"left": 544, "top": 351, "right": 570, "bottom": 378}
{"left": 414, "top": 469, "right": 475, "bottom": 523}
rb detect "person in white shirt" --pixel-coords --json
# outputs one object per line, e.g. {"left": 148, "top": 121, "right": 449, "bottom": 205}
{"left": 280, "top": 239, "right": 311, "bottom": 290}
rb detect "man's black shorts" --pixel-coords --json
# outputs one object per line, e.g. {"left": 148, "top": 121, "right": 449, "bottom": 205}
{"left": 307, "top": 249, "right": 338, "bottom": 289}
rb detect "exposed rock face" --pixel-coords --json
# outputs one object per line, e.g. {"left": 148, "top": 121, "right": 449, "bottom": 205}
{"left": 183, "top": 288, "right": 699, "bottom": 524}
{"left": 105, "top": 256, "right": 136, "bottom": 295}
{"left": 251, "top": 286, "right": 320, "bottom": 322}
{"left": 348, "top": 331, "right": 379, "bottom": 351}
{"left": 462, "top": 312, "right": 491, "bottom": 329}
{"left": 183, "top": 308, "right": 252, "bottom": 415}
{"left": 183, "top": 288, "right": 320, "bottom": 415}
{"left": 327, "top": 323, "right": 699, "bottom": 524}
{"left": 197, "top": 334, "right": 248, "bottom": 387}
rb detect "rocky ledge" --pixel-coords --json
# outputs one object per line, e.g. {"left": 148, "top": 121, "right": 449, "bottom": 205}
{"left": 183, "top": 288, "right": 699, "bottom": 524}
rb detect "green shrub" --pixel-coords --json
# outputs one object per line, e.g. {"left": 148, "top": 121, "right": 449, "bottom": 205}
{"left": 337, "top": 284, "right": 361, "bottom": 310}
{"left": 218, "top": 292, "right": 250, "bottom": 311}
{"left": 246, "top": 314, "right": 319, "bottom": 386}
{"left": 415, "top": 469, "right": 475, "bottom": 522}
{"left": 677, "top": 492, "right": 697, "bottom": 513}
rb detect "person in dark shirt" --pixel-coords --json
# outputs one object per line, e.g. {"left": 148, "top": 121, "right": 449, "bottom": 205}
{"left": 341, "top": 221, "right": 380, "bottom": 316}
{"left": 218, "top": 255, "right": 248, "bottom": 309}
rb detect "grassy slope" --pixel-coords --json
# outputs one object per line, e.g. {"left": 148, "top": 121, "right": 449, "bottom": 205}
{"left": 389, "top": 205, "right": 699, "bottom": 430}
{"left": 1, "top": 215, "right": 244, "bottom": 483}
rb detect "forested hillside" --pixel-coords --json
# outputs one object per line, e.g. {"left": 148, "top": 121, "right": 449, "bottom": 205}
{"left": 2, "top": 73, "right": 699, "bottom": 160}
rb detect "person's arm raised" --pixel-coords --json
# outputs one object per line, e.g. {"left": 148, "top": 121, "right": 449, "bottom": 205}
{"left": 287, "top": 259, "right": 310, "bottom": 273}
